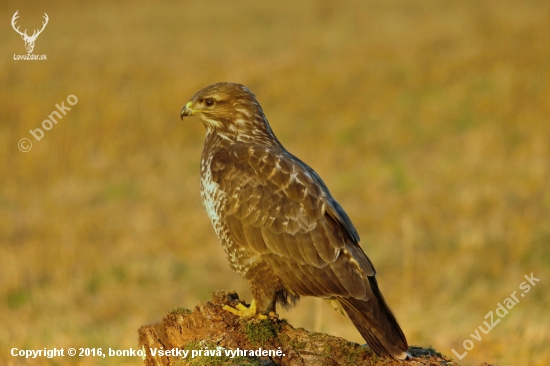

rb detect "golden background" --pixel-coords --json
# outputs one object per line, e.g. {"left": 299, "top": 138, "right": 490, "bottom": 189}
{"left": 1, "top": 0, "right": 549, "bottom": 365}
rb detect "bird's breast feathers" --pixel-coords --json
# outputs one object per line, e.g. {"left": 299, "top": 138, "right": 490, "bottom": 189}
{"left": 200, "top": 152, "right": 264, "bottom": 274}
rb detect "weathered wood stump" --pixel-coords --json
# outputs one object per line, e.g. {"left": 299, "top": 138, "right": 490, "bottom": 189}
{"left": 138, "top": 291, "right": 493, "bottom": 366}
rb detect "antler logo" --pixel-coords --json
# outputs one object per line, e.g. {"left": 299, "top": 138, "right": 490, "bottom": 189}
{"left": 11, "top": 11, "right": 49, "bottom": 54}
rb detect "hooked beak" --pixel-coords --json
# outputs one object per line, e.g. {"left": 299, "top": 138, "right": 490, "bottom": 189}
{"left": 180, "top": 101, "right": 193, "bottom": 120}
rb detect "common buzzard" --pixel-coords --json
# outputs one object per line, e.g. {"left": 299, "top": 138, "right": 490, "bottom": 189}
{"left": 180, "top": 82, "right": 409, "bottom": 359}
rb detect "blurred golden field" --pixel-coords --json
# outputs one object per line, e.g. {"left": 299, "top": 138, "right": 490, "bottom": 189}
{"left": 1, "top": 0, "right": 549, "bottom": 365}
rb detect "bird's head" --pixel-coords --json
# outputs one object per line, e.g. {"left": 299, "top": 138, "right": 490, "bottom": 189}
{"left": 181, "top": 82, "right": 279, "bottom": 144}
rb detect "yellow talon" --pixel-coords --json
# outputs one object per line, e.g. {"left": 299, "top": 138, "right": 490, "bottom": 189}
{"left": 222, "top": 299, "right": 268, "bottom": 319}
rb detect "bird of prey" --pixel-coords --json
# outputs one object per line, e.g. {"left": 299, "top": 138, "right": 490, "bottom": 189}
{"left": 180, "top": 82, "right": 409, "bottom": 359}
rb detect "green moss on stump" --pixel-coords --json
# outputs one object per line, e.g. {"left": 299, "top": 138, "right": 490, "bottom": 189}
{"left": 244, "top": 319, "right": 280, "bottom": 345}
{"left": 169, "top": 306, "right": 192, "bottom": 315}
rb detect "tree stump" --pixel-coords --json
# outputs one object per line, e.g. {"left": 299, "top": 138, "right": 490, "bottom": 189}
{"left": 138, "top": 291, "right": 493, "bottom": 366}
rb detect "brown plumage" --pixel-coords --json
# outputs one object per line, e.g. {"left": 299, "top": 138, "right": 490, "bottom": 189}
{"left": 180, "top": 82, "right": 409, "bottom": 360}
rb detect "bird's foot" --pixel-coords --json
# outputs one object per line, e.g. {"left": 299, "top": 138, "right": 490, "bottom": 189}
{"left": 222, "top": 299, "right": 268, "bottom": 319}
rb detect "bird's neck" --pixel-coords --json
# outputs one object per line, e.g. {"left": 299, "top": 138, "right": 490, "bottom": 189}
{"left": 203, "top": 118, "right": 284, "bottom": 152}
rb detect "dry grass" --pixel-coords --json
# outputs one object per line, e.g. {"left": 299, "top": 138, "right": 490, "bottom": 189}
{"left": 1, "top": 0, "right": 549, "bottom": 365}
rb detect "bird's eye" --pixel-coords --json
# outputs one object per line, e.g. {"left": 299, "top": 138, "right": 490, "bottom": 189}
{"left": 205, "top": 98, "right": 214, "bottom": 107}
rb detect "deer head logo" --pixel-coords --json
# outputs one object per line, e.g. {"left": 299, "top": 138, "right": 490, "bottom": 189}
{"left": 11, "top": 11, "right": 49, "bottom": 54}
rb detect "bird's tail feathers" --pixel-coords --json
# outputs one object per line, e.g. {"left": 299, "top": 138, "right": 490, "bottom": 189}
{"left": 338, "top": 277, "right": 409, "bottom": 360}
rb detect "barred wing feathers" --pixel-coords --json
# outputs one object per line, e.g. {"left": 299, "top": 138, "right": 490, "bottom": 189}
{"left": 211, "top": 145, "right": 373, "bottom": 297}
